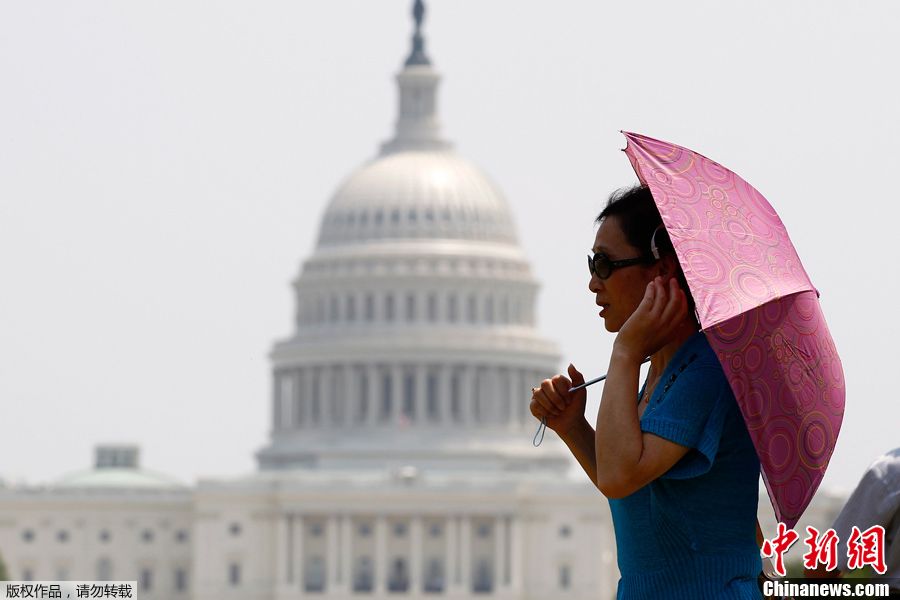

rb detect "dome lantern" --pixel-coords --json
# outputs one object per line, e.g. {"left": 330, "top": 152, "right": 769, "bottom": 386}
{"left": 380, "top": 0, "right": 450, "bottom": 155}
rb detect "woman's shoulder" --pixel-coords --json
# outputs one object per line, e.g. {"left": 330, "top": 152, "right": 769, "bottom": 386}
{"left": 668, "top": 331, "right": 722, "bottom": 374}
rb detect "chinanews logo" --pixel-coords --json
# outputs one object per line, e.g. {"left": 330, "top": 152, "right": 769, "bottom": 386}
{"left": 761, "top": 523, "right": 888, "bottom": 577}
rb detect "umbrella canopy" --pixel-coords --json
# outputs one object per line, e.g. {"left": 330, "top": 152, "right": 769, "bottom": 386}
{"left": 622, "top": 131, "right": 845, "bottom": 529}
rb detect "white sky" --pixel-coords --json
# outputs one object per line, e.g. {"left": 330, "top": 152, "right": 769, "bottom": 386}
{"left": 1, "top": 1, "right": 897, "bottom": 496}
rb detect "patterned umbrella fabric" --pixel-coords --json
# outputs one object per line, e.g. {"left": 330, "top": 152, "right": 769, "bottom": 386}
{"left": 622, "top": 131, "right": 845, "bottom": 529}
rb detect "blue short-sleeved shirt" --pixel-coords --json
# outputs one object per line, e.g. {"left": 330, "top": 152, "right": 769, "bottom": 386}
{"left": 607, "top": 331, "right": 762, "bottom": 599}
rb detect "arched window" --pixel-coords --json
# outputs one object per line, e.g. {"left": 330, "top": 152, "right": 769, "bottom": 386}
{"left": 405, "top": 293, "right": 416, "bottom": 321}
{"left": 305, "top": 556, "right": 326, "bottom": 592}
{"left": 96, "top": 558, "right": 112, "bottom": 581}
{"left": 381, "top": 372, "right": 392, "bottom": 422}
{"left": 365, "top": 294, "right": 375, "bottom": 322}
{"left": 174, "top": 568, "right": 187, "bottom": 592}
{"left": 450, "top": 371, "right": 462, "bottom": 422}
{"left": 388, "top": 557, "right": 409, "bottom": 592}
{"left": 427, "top": 372, "right": 439, "bottom": 421}
{"left": 347, "top": 295, "right": 357, "bottom": 322}
{"left": 329, "top": 368, "right": 344, "bottom": 424}
{"left": 228, "top": 562, "right": 241, "bottom": 586}
{"left": 353, "top": 556, "right": 373, "bottom": 592}
{"left": 473, "top": 369, "right": 484, "bottom": 421}
{"left": 140, "top": 568, "right": 153, "bottom": 592}
{"left": 357, "top": 370, "right": 368, "bottom": 424}
{"left": 559, "top": 564, "right": 571, "bottom": 589}
{"left": 427, "top": 294, "right": 438, "bottom": 322}
{"left": 315, "top": 296, "right": 325, "bottom": 324}
{"left": 385, "top": 294, "right": 395, "bottom": 322}
{"left": 447, "top": 295, "right": 458, "bottom": 322}
{"left": 311, "top": 371, "right": 321, "bottom": 424}
{"left": 294, "top": 371, "right": 305, "bottom": 428}
{"left": 467, "top": 294, "right": 477, "bottom": 323}
{"left": 473, "top": 559, "right": 493, "bottom": 593}
{"left": 403, "top": 372, "right": 415, "bottom": 420}
{"left": 424, "top": 558, "right": 444, "bottom": 593}
{"left": 329, "top": 295, "right": 339, "bottom": 322}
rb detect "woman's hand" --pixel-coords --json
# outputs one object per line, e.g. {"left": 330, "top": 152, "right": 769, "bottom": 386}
{"left": 614, "top": 276, "right": 688, "bottom": 362}
{"left": 530, "top": 364, "right": 588, "bottom": 437}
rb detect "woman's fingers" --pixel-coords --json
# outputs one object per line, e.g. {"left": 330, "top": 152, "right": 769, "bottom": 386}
{"left": 551, "top": 375, "right": 573, "bottom": 404}
{"left": 530, "top": 381, "right": 561, "bottom": 418}
{"left": 540, "top": 378, "right": 566, "bottom": 412}
{"left": 567, "top": 363, "right": 585, "bottom": 386}
{"left": 660, "top": 277, "right": 687, "bottom": 329}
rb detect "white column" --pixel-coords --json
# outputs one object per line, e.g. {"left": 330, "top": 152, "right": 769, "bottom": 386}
{"left": 471, "top": 367, "right": 483, "bottom": 424}
{"left": 411, "top": 516, "right": 423, "bottom": 594}
{"left": 494, "top": 516, "right": 507, "bottom": 591}
{"left": 345, "top": 365, "right": 359, "bottom": 425}
{"left": 486, "top": 367, "right": 500, "bottom": 425}
{"left": 292, "top": 369, "right": 303, "bottom": 429}
{"left": 302, "top": 367, "right": 314, "bottom": 428}
{"left": 339, "top": 515, "right": 352, "bottom": 593}
{"left": 272, "top": 372, "right": 282, "bottom": 432}
{"left": 460, "top": 516, "right": 472, "bottom": 593}
{"left": 326, "top": 515, "right": 338, "bottom": 592}
{"left": 439, "top": 365, "right": 452, "bottom": 425}
{"left": 510, "top": 517, "right": 523, "bottom": 594}
{"left": 375, "top": 516, "right": 388, "bottom": 594}
{"left": 415, "top": 364, "right": 428, "bottom": 424}
{"left": 335, "top": 365, "right": 349, "bottom": 426}
{"left": 367, "top": 365, "right": 380, "bottom": 427}
{"left": 275, "top": 514, "right": 289, "bottom": 587}
{"left": 391, "top": 365, "right": 403, "bottom": 425}
{"left": 320, "top": 365, "right": 333, "bottom": 427}
{"left": 445, "top": 516, "right": 459, "bottom": 593}
{"left": 507, "top": 367, "right": 520, "bottom": 431}
{"left": 526, "top": 370, "right": 539, "bottom": 426}
{"left": 293, "top": 515, "right": 305, "bottom": 594}
{"left": 460, "top": 367, "right": 474, "bottom": 426}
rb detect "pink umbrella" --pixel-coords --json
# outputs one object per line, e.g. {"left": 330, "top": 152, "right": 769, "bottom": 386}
{"left": 622, "top": 131, "right": 845, "bottom": 529}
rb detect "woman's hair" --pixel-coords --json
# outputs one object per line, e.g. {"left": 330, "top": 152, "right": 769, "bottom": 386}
{"left": 596, "top": 184, "right": 698, "bottom": 322}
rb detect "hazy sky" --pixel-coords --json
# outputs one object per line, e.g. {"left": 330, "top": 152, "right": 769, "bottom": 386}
{"left": 1, "top": 1, "right": 897, "bottom": 496}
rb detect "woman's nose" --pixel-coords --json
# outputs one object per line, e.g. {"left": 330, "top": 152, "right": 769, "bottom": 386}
{"left": 588, "top": 273, "right": 603, "bottom": 293}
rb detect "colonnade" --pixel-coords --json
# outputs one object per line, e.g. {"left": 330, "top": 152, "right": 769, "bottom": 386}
{"left": 273, "top": 364, "right": 547, "bottom": 431}
{"left": 273, "top": 514, "right": 521, "bottom": 596}
{"left": 296, "top": 288, "right": 536, "bottom": 330}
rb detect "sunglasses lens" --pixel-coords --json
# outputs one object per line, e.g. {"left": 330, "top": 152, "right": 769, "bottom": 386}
{"left": 589, "top": 254, "right": 611, "bottom": 279}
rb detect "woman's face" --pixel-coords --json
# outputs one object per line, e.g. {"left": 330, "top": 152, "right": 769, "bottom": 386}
{"left": 589, "top": 216, "right": 660, "bottom": 332}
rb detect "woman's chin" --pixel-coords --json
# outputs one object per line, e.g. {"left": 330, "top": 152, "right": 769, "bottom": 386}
{"left": 601, "top": 317, "right": 619, "bottom": 333}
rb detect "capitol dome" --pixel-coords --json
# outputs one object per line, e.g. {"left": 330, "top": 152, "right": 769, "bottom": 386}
{"left": 256, "top": 4, "right": 564, "bottom": 473}
{"left": 318, "top": 151, "right": 517, "bottom": 247}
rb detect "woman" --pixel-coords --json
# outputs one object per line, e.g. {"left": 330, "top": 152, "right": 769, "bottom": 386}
{"left": 531, "top": 185, "right": 762, "bottom": 599}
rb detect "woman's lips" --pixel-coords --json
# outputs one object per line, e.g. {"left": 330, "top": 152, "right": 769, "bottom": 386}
{"left": 598, "top": 304, "right": 609, "bottom": 317}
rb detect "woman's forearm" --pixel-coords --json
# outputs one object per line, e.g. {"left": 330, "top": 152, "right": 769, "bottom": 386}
{"left": 558, "top": 418, "right": 602, "bottom": 494}
{"left": 594, "top": 347, "right": 644, "bottom": 496}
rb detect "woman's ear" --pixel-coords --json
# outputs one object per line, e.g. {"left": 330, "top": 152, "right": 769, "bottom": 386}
{"left": 657, "top": 254, "right": 676, "bottom": 277}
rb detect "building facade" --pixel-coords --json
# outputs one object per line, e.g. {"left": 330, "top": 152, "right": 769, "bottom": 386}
{"left": 1, "top": 3, "right": 622, "bottom": 599}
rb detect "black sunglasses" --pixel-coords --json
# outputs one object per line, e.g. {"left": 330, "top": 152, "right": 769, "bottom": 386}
{"left": 587, "top": 252, "right": 653, "bottom": 279}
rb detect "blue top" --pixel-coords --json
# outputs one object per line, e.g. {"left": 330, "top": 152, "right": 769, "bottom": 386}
{"left": 607, "top": 331, "right": 762, "bottom": 599}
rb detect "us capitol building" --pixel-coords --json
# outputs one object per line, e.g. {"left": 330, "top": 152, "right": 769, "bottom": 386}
{"left": 0, "top": 3, "right": 626, "bottom": 599}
